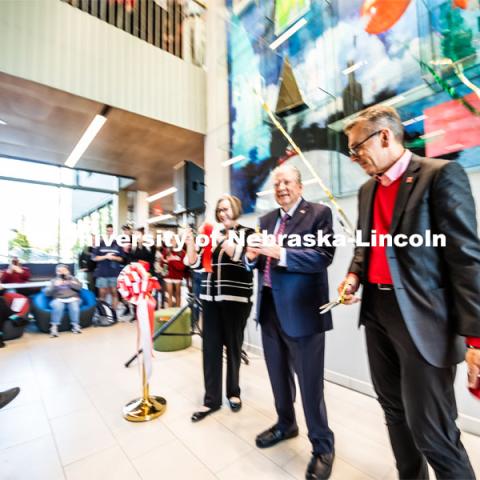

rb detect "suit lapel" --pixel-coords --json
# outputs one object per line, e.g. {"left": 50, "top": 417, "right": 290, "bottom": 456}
{"left": 264, "top": 210, "right": 278, "bottom": 234}
{"left": 389, "top": 156, "right": 421, "bottom": 234}
{"left": 284, "top": 198, "right": 309, "bottom": 235}
{"left": 362, "top": 180, "right": 377, "bottom": 235}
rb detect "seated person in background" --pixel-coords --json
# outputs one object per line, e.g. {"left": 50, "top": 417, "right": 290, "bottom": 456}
{"left": 0, "top": 286, "right": 28, "bottom": 347}
{"left": 0, "top": 256, "right": 31, "bottom": 284}
{"left": 45, "top": 264, "right": 82, "bottom": 337}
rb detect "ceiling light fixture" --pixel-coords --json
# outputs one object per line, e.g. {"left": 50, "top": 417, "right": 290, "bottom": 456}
{"left": 65, "top": 106, "right": 110, "bottom": 168}
{"left": 0, "top": 119, "right": 7, "bottom": 125}
{"left": 147, "top": 187, "right": 178, "bottom": 202}
{"left": 269, "top": 17, "right": 307, "bottom": 50}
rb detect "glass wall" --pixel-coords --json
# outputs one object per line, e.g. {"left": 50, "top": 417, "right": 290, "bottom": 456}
{"left": 0, "top": 158, "right": 131, "bottom": 264}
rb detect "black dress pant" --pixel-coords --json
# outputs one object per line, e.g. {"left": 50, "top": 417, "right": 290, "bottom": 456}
{"left": 260, "top": 288, "right": 334, "bottom": 455}
{"left": 363, "top": 285, "right": 475, "bottom": 480}
{"left": 202, "top": 300, "right": 251, "bottom": 409}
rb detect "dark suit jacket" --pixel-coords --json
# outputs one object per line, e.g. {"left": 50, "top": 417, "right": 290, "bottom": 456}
{"left": 254, "top": 198, "right": 335, "bottom": 338}
{"left": 349, "top": 155, "right": 480, "bottom": 367}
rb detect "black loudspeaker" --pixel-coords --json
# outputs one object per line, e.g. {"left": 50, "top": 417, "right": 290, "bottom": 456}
{"left": 174, "top": 160, "right": 205, "bottom": 213}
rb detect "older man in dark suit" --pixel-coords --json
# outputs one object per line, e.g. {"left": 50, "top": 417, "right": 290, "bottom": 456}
{"left": 246, "top": 164, "right": 335, "bottom": 480}
{"left": 339, "top": 105, "right": 480, "bottom": 479}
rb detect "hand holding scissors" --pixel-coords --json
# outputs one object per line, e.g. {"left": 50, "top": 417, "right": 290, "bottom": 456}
{"left": 319, "top": 274, "right": 360, "bottom": 314}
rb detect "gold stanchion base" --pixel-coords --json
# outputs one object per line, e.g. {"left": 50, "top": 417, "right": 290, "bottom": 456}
{"left": 123, "top": 395, "right": 167, "bottom": 422}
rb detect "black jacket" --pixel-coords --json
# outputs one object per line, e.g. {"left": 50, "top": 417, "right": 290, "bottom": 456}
{"left": 191, "top": 225, "right": 254, "bottom": 304}
{"left": 350, "top": 155, "right": 480, "bottom": 367}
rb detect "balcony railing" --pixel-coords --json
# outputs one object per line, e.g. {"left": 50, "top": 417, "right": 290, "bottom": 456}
{"left": 61, "top": 0, "right": 189, "bottom": 60}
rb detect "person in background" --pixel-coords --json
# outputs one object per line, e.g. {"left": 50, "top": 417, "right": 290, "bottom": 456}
{"left": 0, "top": 256, "right": 31, "bottom": 284}
{"left": 130, "top": 227, "right": 156, "bottom": 273}
{"left": 79, "top": 234, "right": 97, "bottom": 293}
{"left": 154, "top": 242, "right": 169, "bottom": 309}
{"left": 92, "top": 224, "right": 125, "bottom": 311}
{"left": 185, "top": 194, "right": 254, "bottom": 422}
{"left": 162, "top": 237, "right": 186, "bottom": 308}
{"left": 45, "top": 264, "right": 82, "bottom": 337}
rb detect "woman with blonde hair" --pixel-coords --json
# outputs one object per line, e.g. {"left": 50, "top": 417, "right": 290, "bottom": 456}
{"left": 185, "top": 194, "right": 254, "bottom": 421}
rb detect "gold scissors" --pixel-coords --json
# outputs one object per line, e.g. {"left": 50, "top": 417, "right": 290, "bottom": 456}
{"left": 319, "top": 282, "right": 349, "bottom": 315}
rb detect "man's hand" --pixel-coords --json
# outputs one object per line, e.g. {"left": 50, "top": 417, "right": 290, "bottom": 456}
{"left": 338, "top": 274, "right": 360, "bottom": 305}
{"left": 466, "top": 349, "right": 480, "bottom": 389}
{"left": 255, "top": 244, "right": 282, "bottom": 260}
{"left": 245, "top": 247, "right": 259, "bottom": 262}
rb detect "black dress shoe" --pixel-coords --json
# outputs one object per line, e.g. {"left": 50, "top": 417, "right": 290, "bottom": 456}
{"left": 255, "top": 425, "right": 299, "bottom": 448}
{"left": 191, "top": 406, "right": 220, "bottom": 422}
{"left": 228, "top": 398, "right": 242, "bottom": 412}
{"left": 0, "top": 387, "right": 20, "bottom": 409}
{"left": 306, "top": 451, "right": 335, "bottom": 480}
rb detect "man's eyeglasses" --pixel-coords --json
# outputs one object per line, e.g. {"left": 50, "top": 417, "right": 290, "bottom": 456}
{"left": 348, "top": 130, "right": 382, "bottom": 158}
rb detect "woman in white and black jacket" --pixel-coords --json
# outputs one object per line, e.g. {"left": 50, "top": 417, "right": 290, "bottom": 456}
{"left": 185, "top": 194, "right": 254, "bottom": 422}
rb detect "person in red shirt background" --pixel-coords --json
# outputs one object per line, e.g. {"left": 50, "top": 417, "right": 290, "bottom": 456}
{"left": 160, "top": 237, "right": 185, "bottom": 308}
{"left": 0, "top": 256, "right": 31, "bottom": 284}
{"left": 339, "top": 105, "right": 480, "bottom": 480}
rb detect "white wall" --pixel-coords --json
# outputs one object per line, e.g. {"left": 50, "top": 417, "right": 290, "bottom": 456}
{"left": 0, "top": 0, "right": 206, "bottom": 134}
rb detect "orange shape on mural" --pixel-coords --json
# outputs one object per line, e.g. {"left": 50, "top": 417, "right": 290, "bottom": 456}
{"left": 361, "top": 0, "right": 412, "bottom": 34}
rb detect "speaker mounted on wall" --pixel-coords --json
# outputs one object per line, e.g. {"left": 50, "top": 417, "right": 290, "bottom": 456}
{"left": 174, "top": 160, "right": 205, "bottom": 213}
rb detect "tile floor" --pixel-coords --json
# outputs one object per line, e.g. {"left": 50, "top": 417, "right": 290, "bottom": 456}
{"left": 0, "top": 322, "right": 479, "bottom": 480}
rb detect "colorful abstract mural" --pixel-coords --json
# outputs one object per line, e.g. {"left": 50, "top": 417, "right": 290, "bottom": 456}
{"left": 226, "top": 0, "right": 480, "bottom": 213}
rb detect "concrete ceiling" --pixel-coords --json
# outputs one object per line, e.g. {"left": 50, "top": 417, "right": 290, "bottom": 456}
{"left": 0, "top": 72, "right": 205, "bottom": 209}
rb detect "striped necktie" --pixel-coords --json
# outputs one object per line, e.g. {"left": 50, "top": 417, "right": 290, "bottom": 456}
{"left": 263, "top": 213, "right": 290, "bottom": 288}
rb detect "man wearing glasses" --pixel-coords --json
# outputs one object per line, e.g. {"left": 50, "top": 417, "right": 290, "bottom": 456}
{"left": 339, "top": 105, "right": 480, "bottom": 479}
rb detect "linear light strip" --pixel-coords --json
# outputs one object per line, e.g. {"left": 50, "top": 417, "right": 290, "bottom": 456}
{"left": 147, "top": 187, "right": 178, "bottom": 203}
{"left": 65, "top": 114, "right": 107, "bottom": 168}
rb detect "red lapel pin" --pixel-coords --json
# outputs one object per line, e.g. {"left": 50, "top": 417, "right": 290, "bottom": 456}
{"left": 406, "top": 176, "right": 414, "bottom": 184}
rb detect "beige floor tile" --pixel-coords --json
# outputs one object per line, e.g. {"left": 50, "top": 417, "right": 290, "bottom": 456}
{"left": 41, "top": 382, "right": 94, "bottom": 419}
{"left": 0, "top": 434, "right": 64, "bottom": 480}
{"left": 167, "top": 415, "right": 253, "bottom": 473}
{"left": 113, "top": 419, "right": 176, "bottom": 459}
{"left": 217, "top": 449, "right": 294, "bottom": 480}
{"left": 0, "top": 377, "right": 41, "bottom": 412}
{"left": 50, "top": 407, "right": 117, "bottom": 465}
{"left": 215, "top": 404, "right": 308, "bottom": 467}
{"left": 283, "top": 449, "right": 375, "bottom": 480}
{"left": 0, "top": 402, "right": 50, "bottom": 450}
{"left": 64, "top": 446, "right": 140, "bottom": 480}
{"left": 132, "top": 440, "right": 216, "bottom": 480}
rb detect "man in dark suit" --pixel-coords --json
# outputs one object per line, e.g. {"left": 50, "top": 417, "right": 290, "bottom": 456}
{"left": 246, "top": 164, "right": 336, "bottom": 480}
{"left": 339, "top": 105, "right": 480, "bottom": 479}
